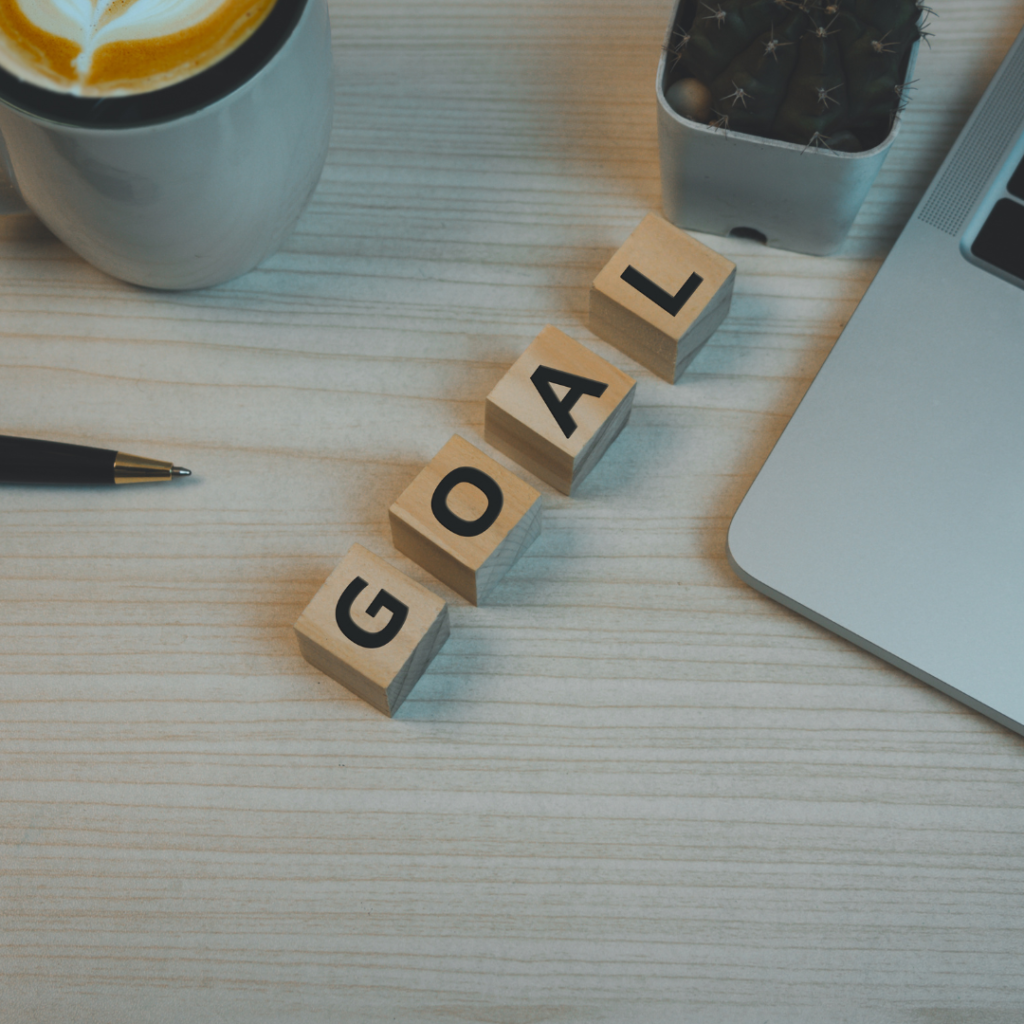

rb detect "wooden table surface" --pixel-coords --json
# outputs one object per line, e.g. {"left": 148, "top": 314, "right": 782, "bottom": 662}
{"left": 3, "top": 2, "right": 1024, "bottom": 1020}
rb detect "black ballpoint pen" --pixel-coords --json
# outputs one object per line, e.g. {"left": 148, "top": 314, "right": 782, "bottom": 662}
{"left": 0, "top": 434, "right": 192, "bottom": 485}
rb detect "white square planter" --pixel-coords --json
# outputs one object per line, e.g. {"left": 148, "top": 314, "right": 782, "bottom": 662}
{"left": 657, "top": 0, "right": 919, "bottom": 256}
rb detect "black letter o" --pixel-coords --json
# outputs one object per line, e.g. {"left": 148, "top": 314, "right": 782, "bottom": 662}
{"left": 335, "top": 577, "right": 409, "bottom": 649}
{"left": 430, "top": 466, "right": 504, "bottom": 537}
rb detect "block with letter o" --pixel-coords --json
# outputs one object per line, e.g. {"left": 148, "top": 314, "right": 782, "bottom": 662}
{"left": 389, "top": 434, "right": 542, "bottom": 605}
{"left": 293, "top": 543, "right": 450, "bottom": 716}
{"left": 484, "top": 325, "right": 636, "bottom": 495}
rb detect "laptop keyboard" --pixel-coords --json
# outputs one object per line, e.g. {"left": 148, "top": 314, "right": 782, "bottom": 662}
{"left": 970, "top": 153, "right": 1024, "bottom": 283}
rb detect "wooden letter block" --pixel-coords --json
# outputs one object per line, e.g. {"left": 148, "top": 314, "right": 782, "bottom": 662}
{"left": 294, "top": 543, "right": 449, "bottom": 717}
{"left": 589, "top": 213, "right": 736, "bottom": 383}
{"left": 484, "top": 325, "right": 636, "bottom": 495}
{"left": 389, "top": 434, "right": 542, "bottom": 605}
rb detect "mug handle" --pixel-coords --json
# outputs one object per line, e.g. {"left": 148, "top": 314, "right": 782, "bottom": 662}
{"left": 0, "top": 129, "right": 29, "bottom": 215}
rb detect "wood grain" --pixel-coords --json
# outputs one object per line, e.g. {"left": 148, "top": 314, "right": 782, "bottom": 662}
{"left": 2, "top": 1, "right": 1024, "bottom": 1021}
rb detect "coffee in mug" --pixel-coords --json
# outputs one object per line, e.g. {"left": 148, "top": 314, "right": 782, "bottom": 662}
{"left": 0, "top": 0, "right": 279, "bottom": 96}
{"left": 0, "top": 0, "right": 311, "bottom": 127}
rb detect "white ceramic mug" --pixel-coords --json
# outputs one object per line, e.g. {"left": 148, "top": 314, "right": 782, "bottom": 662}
{"left": 0, "top": 0, "right": 334, "bottom": 290}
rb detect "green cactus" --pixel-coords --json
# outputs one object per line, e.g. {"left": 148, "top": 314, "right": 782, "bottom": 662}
{"left": 664, "top": 0, "right": 928, "bottom": 151}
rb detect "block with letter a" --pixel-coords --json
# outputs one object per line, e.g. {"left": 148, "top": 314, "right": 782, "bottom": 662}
{"left": 389, "top": 434, "right": 542, "bottom": 605}
{"left": 588, "top": 213, "right": 736, "bottom": 383}
{"left": 484, "top": 325, "right": 636, "bottom": 495}
{"left": 293, "top": 543, "right": 450, "bottom": 716}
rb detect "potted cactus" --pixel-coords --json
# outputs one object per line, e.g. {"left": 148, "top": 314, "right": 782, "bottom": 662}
{"left": 657, "top": 0, "right": 928, "bottom": 254}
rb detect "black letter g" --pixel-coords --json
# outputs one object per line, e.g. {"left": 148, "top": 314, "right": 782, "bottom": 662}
{"left": 335, "top": 577, "right": 409, "bottom": 649}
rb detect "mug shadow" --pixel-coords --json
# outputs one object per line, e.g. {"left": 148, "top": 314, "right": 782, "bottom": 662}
{"left": 0, "top": 209, "right": 54, "bottom": 242}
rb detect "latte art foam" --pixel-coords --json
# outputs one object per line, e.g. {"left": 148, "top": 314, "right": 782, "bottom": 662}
{"left": 0, "top": 0, "right": 277, "bottom": 96}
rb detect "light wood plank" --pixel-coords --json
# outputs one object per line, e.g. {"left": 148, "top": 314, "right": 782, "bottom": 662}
{"left": 2, "top": 1, "right": 1024, "bottom": 1021}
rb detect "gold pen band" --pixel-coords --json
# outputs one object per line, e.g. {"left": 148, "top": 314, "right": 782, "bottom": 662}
{"left": 113, "top": 452, "right": 176, "bottom": 483}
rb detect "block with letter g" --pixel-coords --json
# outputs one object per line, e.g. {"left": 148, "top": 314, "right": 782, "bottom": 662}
{"left": 293, "top": 544, "right": 450, "bottom": 716}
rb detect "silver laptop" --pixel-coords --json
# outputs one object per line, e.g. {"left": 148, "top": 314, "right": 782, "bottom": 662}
{"left": 728, "top": 27, "right": 1024, "bottom": 736}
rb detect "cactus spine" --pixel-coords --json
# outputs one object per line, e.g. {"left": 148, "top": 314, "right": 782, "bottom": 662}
{"left": 665, "top": 0, "right": 930, "bottom": 151}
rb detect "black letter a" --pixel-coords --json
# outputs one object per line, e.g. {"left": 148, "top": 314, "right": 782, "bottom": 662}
{"left": 530, "top": 365, "right": 608, "bottom": 439}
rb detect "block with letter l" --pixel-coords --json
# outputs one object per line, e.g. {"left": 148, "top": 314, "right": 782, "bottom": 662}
{"left": 294, "top": 543, "right": 450, "bottom": 716}
{"left": 589, "top": 213, "right": 736, "bottom": 383}
{"left": 484, "top": 325, "right": 636, "bottom": 495}
{"left": 389, "top": 434, "right": 542, "bottom": 605}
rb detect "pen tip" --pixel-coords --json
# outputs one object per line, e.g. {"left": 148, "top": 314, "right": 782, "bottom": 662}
{"left": 172, "top": 466, "right": 191, "bottom": 477}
